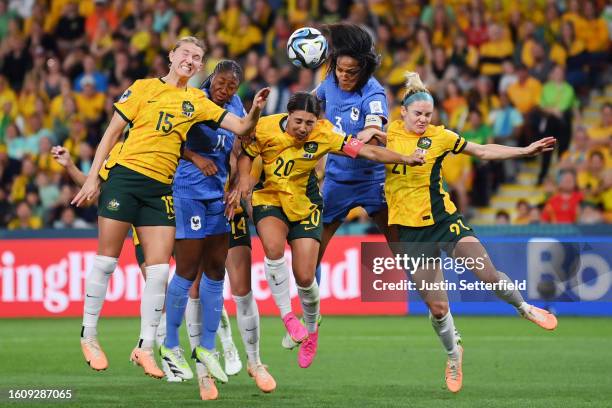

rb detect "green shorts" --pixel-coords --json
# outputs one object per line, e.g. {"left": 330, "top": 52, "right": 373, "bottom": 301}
{"left": 98, "top": 165, "right": 175, "bottom": 227}
{"left": 252, "top": 205, "right": 323, "bottom": 242}
{"left": 396, "top": 213, "right": 476, "bottom": 258}
{"left": 229, "top": 211, "right": 251, "bottom": 249}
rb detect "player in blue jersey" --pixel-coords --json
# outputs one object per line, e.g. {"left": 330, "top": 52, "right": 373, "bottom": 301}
{"left": 282, "top": 23, "right": 395, "bottom": 349}
{"left": 162, "top": 61, "right": 275, "bottom": 400}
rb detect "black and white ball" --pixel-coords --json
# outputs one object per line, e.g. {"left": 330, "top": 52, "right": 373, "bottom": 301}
{"left": 287, "top": 27, "right": 328, "bottom": 69}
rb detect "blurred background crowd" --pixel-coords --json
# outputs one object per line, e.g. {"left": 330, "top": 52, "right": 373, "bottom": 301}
{"left": 0, "top": 0, "right": 610, "bottom": 230}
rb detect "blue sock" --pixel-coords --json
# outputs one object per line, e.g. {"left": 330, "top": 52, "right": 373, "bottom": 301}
{"left": 199, "top": 275, "right": 224, "bottom": 350}
{"left": 315, "top": 264, "right": 322, "bottom": 286}
{"left": 164, "top": 274, "right": 194, "bottom": 349}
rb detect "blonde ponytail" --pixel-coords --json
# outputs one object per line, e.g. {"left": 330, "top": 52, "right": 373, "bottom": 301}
{"left": 402, "top": 71, "right": 433, "bottom": 106}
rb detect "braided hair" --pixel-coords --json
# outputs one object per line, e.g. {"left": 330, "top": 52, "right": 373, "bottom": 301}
{"left": 200, "top": 59, "right": 243, "bottom": 90}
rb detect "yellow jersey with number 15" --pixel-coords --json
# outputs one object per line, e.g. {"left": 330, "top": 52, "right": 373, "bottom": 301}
{"left": 243, "top": 114, "right": 352, "bottom": 222}
{"left": 385, "top": 121, "right": 467, "bottom": 227}
{"left": 113, "top": 78, "right": 228, "bottom": 184}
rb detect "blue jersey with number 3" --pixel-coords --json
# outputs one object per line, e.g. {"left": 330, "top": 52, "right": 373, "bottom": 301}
{"left": 173, "top": 89, "right": 245, "bottom": 200}
{"left": 316, "top": 75, "right": 388, "bottom": 182}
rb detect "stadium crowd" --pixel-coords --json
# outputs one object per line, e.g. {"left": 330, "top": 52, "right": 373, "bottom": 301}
{"left": 0, "top": 0, "right": 610, "bottom": 229}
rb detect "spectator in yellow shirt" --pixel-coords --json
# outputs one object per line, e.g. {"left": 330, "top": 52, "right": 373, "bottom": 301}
{"left": 578, "top": 150, "right": 607, "bottom": 204}
{"left": 549, "top": 21, "right": 587, "bottom": 88}
{"left": 588, "top": 103, "right": 611, "bottom": 148}
{"left": 583, "top": 0, "right": 609, "bottom": 53}
{"left": 74, "top": 75, "right": 105, "bottom": 123}
{"left": 507, "top": 64, "right": 542, "bottom": 115}
{"left": 561, "top": 0, "right": 588, "bottom": 43}
{"left": 9, "top": 155, "right": 37, "bottom": 203}
{"left": 478, "top": 23, "right": 514, "bottom": 87}
{"left": 218, "top": 13, "right": 263, "bottom": 57}
{"left": 0, "top": 75, "right": 18, "bottom": 121}
{"left": 7, "top": 201, "right": 43, "bottom": 230}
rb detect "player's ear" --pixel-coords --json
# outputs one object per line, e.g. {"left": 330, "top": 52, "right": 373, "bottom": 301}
{"left": 400, "top": 105, "right": 407, "bottom": 119}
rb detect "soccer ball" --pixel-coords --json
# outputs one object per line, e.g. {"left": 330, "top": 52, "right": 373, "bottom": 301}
{"left": 287, "top": 27, "right": 328, "bottom": 69}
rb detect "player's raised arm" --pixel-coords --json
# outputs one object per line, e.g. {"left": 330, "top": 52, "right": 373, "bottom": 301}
{"left": 52, "top": 145, "right": 87, "bottom": 186}
{"left": 462, "top": 136, "right": 556, "bottom": 161}
{"left": 219, "top": 88, "right": 270, "bottom": 137}
{"left": 71, "top": 111, "right": 127, "bottom": 206}
{"left": 352, "top": 138, "right": 425, "bottom": 166}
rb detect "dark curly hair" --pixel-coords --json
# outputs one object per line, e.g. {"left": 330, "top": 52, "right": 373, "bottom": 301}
{"left": 323, "top": 23, "right": 380, "bottom": 92}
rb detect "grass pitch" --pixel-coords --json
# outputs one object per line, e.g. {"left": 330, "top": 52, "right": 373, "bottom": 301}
{"left": 1, "top": 316, "right": 611, "bottom": 407}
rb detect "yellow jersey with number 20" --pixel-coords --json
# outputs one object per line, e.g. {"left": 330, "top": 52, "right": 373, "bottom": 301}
{"left": 113, "top": 78, "right": 228, "bottom": 184}
{"left": 243, "top": 114, "right": 352, "bottom": 222}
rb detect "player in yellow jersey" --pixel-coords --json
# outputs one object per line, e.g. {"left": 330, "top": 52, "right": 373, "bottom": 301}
{"left": 384, "top": 72, "right": 558, "bottom": 394}
{"left": 51, "top": 144, "right": 147, "bottom": 267}
{"left": 71, "top": 36, "right": 270, "bottom": 378}
{"left": 229, "top": 92, "right": 424, "bottom": 369}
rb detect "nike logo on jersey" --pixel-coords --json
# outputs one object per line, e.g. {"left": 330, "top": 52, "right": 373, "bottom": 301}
{"left": 147, "top": 100, "right": 157, "bottom": 103}
{"left": 155, "top": 308, "right": 163, "bottom": 312}
{"left": 233, "top": 234, "right": 246, "bottom": 239}
{"left": 304, "top": 225, "right": 318, "bottom": 231}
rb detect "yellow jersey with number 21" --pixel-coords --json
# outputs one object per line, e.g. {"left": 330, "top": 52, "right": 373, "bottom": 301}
{"left": 385, "top": 121, "right": 467, "bottom": 227}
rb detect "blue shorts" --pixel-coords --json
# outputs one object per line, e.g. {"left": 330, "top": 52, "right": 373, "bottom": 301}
{"left": 322, "top": 178, "right": 386, "bottom": 224}
{"left": 174, "top": 196, "right": 230, "bottom": 239}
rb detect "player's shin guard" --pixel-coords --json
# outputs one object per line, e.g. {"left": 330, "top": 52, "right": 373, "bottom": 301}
{"left": 138, "top": 264, "right": 169, "bottom": 349}
{"left": 234, "top": 291, "right": 261, "bottom": 366}
{"left": 186, "top": 297, "right": 201, "bottom": 352}
{"left": 493, "top": 271, "right": 525, "bottom": 308}
{"left": 430, "top": 311, "right": 459, "bottom": 360}
{"left": 264, "top": 256, "right": 292, "bottom": 318}
{"left": 297, "top": 281, "right": 320, "bottom": 333}
{"left": 82, "top": 255, "right": 117, "bottom": 338}
{"left": 199, "top": 275, "right": 224, "bottom": 350}
{"left": 164, "top": 274, "right": 193, "bottom": 349}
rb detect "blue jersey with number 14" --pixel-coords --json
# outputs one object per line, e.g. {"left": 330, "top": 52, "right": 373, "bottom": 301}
{"left": 173, "top": 89, "right": 246, "bottom": 200}
{"left": 316, "top": 75, "right": 388, "bottom": 182}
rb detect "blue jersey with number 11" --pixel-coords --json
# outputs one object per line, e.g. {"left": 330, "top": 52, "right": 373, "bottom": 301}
{"left": 316, "top": 75, "right": 388, "bottom": 182}
{"left": 173, "top": 89, "right": 246, "bottom": 200}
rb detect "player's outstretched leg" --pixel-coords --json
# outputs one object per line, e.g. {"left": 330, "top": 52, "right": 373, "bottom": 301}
{"left": 130, "top": 264, "right": 168, "bottom": 379}
{"left": 217, "top": 305, "right": 242, "bottom": 376}
{"left": 518, "top": 303, "right": 558, "bottom": 330}
{"left": 454, "top": 238, "right": 558, "bottom": 331}
{"left": 297, "top": 281, "right": 320, "bottom": 368}
{"left": 429, "top": 309, "right": 463, "bottom": 393}
{"left": 265, "top": 256, "right": 308, "bottom": 343}
{"left": 193, "top": 276, "right": 228, "bottom": 383}
{"left": 80, "top": 255, "right": 117, "bottom": 371}
{"left": 234, "top": 291, "right": 276, "bottom": 393}
{"left": 159, "top": 274, "right": 194, "bottom": 381}
{"left": 282, "top": 263, "right": 323, "bottom": 350}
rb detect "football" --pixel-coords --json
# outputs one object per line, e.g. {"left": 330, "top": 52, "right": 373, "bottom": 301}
{"left": 287, "top": 27, "right": 328, "bottom": 69}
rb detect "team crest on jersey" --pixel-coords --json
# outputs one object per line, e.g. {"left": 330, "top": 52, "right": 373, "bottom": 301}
{"left": 182, "top": 101, "right": 195, "bottom": 118}
{"left": 117, "top": 89, "right": 131, "bottom": 104}
{"left": 417, "top": 137, "right": 432, "bottom": 150}
{"left": 107, "top": 199, "right": 120, "bottom": 211}
{"left": 304, "top": 141, "right": 318, "bottom": 153}
{"left": 350, "top": 107, "right": 360, "bottom": 121}
{"left": 190, "top": 216, "right": 201, "bottom": 231}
